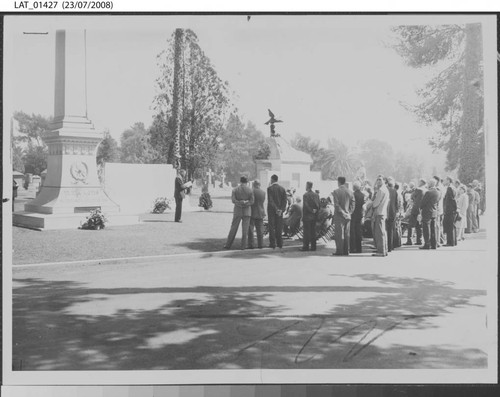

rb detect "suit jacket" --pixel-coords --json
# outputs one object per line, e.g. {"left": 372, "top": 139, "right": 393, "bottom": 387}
{"left": 174, "top": 176, "right": 185, "bottom": 200}
{"left": 232, "top": 184, "right": 254, "bottom": 217}
{"left": 302, "top": 190, "right": 320, "bottom": 222}
{"left": 420, "top": 187, "right": 440, "bottom": 220}
{"left": 372, "top": 185, "right": 389, "bottom": 217}
{"left": 267, "top": 182, "right": 287, "bottom": 216}
{"left": 436, "top": 185, "right": 444, "bottom": 215}
{"left": 456, "top": 193, "right": 469, "bottom": 219}
{"left": 352, "top": 189, "right": 366, "bottom": 221}
{"left": 251, "top": 187, "right": 266, "bottom": 219}
{"left": 387, "top": 187, "right": 399, "bottom": 221}
{"left": 410, "top": 187, "right": 425, "bottom": 216}
{"left": 443, "top": 186, "right": 457, "bottom": 215}
{"left": 333, "top": 185, "right": 355, "bottom": 220}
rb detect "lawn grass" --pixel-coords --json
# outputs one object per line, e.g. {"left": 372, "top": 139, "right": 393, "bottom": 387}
{"left": 12, "top": 194, "right": 300, "bottom": 265}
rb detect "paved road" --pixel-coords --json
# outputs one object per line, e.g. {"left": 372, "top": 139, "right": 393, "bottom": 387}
{"left": 12, "top": 233, "right": 493, "bottom": 374}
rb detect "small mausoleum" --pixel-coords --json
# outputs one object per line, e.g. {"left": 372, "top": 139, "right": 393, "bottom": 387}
{"left": 255, "top": 135, "right": 321, "bottom": 191}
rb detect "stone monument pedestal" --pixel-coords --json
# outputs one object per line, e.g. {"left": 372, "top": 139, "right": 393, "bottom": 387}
{"left": 12, "top": 29, "right": 133, "bottom": 230}
{"left": 24, "top": 129, "right": 119, "bottom": 215}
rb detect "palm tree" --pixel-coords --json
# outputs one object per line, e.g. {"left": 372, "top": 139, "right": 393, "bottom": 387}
{"left": 319, "top": 137, "right": 360, "bottom": 181}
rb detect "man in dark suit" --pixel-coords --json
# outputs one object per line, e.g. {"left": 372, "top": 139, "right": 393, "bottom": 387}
{"left": 267, "top": 174, "right": 287, "bottom": 250}
{"left": 386, "top": 177, "right": 399, "bottom": 252}
{"left": 174, "top": 169, "right": 190, "bottom": 223}
{"left": 350, "top": 181, "right": 366, "bottom": 253}
{"left": 405, "top": 178, "right": 426, "bottom": 245}
{"left": 442, "top": 176, "right": 457, "bottom": 246}
{"left": 301, "top": 181, "right": 320, "bottom": 251}
{"left": 333, "top": 176, "right": 355, "bottom": 256}
{"left": 248, "top": 180, "right": 266, "bottom": 249}
{"left": 419, "top": 178, "right": 440, "bottom": 249}
{"left": 224, "top": 176, "right": 254, "bottom": 250}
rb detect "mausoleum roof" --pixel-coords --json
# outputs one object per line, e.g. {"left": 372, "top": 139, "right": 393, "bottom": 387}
{"left": 268, "top": 136, "right": 312, "bottom": 164}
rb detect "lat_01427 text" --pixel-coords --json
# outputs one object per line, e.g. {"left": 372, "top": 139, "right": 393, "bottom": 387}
{"left": 13, "top": 1, "right": 113, "bottom": 10}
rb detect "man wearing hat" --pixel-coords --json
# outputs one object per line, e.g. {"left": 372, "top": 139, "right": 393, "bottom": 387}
{"left": 224, "top": 176, "right": 255, "bottom": 250}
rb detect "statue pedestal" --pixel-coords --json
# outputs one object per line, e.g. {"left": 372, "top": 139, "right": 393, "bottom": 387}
{"left": 12, "top": 29, "right": 128, "bottom": 230}
{"left": 13, "top": 128, "right": 123, "bottom": 230}
{"left": 23, "top": 129, "right": 119, "bottom": 215}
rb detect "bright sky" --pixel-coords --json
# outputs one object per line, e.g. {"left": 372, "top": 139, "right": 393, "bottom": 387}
{"left": 3, "top": 14, "right": 491, "bottom": 159}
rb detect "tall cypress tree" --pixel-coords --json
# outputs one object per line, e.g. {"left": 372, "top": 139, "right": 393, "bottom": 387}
{"left": 393, "top": 23, "right": 485, "bottom": 183}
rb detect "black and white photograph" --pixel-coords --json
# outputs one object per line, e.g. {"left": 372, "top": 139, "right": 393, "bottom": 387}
{"left": 2, "top": 12, "right": 498, "bottom": 386}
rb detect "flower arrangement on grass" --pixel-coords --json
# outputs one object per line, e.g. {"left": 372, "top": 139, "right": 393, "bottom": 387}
{"left": 152, "top": 197, "right": 172, "bottom": 214}
{"left": 79, "top": 209, "right": 108, "bottom": 230}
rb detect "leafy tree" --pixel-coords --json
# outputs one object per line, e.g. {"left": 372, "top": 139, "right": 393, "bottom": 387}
{"left": 290, "top": 133, "right": 326, "bottom": 172}
{"left": 12, "top": 111, "right": 51, "bottom": 174}
{"left": 392, "top": 151, "right": 425, "bottom": 183}
{"left": 12, "top": 111, "right": 51, "bottom": 147}
{"left": 153, "top": 28, "right": 233, "bottom": 178}
{"left": 319, "top": 137, "right": 361, "bottom": 181}
{"left": 254, "top": 142, "right": 271, "bottom": 160}
{"left": 11, "top": 145, "right": 25, "bottom": 173}
{"left": 97, "top": 129, "right": 120, "bottom": 165}
{"left": 23, "top": 143, "right": 48, "bottom": 175}
{"left": 120, "top": 122, "right": 153, "bottom": 164}
{"left": 214, "top": 115, "right": 267, "bottom": 184}
{"left": 358, "top": 139, "right": 395, "bottom": 182}
{"left": 392, "top": 23, "right": 484, "bottom": 183}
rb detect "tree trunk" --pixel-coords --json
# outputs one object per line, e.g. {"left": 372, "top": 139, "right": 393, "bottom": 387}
{"left": 458, "top": 23, "right": 484, "bottom": 183}
{"left": 172, "top": 28, "right": 184, "bottom": 170}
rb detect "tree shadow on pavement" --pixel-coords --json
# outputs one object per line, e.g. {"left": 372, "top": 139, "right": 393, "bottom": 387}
{"left": 175, "top": 237, "right": 301, "bottom": 258}
{"left": 12, "top": 272, "right": 487, "bottom": 371}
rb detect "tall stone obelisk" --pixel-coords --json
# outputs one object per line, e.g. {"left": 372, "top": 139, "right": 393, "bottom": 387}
{"left": 14, "top": 30, "right": 119, "bottom": 229}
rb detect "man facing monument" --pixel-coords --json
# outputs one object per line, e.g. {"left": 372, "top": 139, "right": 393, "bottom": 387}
{"left": 224, "top": 176, "right": 255, "bottom": 250}
{"left": 301, "top": 181, "right": 320, "bottom": 252}
{"left": 332, "top": 176, "right": 355, "bottom": 256}
{"left": 267, "top": 174, "right": 287, "bottom": 250}
{"left": 248, "top": 180, "right": 266, "bottom": 249}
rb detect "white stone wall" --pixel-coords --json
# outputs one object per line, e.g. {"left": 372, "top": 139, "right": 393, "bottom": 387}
{"left": 103, "top": 163, "right": 176, "bottom": 213}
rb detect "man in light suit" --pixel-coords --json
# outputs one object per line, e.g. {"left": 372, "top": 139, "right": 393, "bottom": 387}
{"left": 371, "top": 175, "right": 390, "bottom": 256}
{"left": 224, "top": 176, "right": 254, "bottom": 250}
{"left": 333, "top": 176, "right": 355, "bottom": 256}
{"left": 267, "top": 174, "right": 287, "bottom": 250}
{"left": 248, "top": 180, "right": 266, "bottom": 249}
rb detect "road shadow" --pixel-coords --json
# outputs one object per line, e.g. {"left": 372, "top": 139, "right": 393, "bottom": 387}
{"left": 12, "top": 271, "right": 487, "bottom": 371}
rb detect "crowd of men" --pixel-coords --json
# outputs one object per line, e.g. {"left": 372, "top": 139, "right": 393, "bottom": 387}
{"left": 219, "top": 173, "right": 485, "bottom": 255}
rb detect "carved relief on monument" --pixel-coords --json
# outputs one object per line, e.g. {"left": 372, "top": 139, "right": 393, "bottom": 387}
{"left": 70, "top": 160, "right": 89, "bottom": 184}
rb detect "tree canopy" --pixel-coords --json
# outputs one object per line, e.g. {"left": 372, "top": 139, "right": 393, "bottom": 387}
{"left": 120, "top": 122, "right": 153, "bottom": 164}
{"left": 12, "top": 111, "right": 51, "bottom": 174}
{"left": 152, "top": 28, "right": 234, "bottom": 178}
{"left": 97, "top": 129, "right": 120, "bottom": 165}
{"left": 392, "top": 23, "right": 484, "bottom": 183}
{"left": 214, "top": 114, "right": 267, "bottom": 184}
